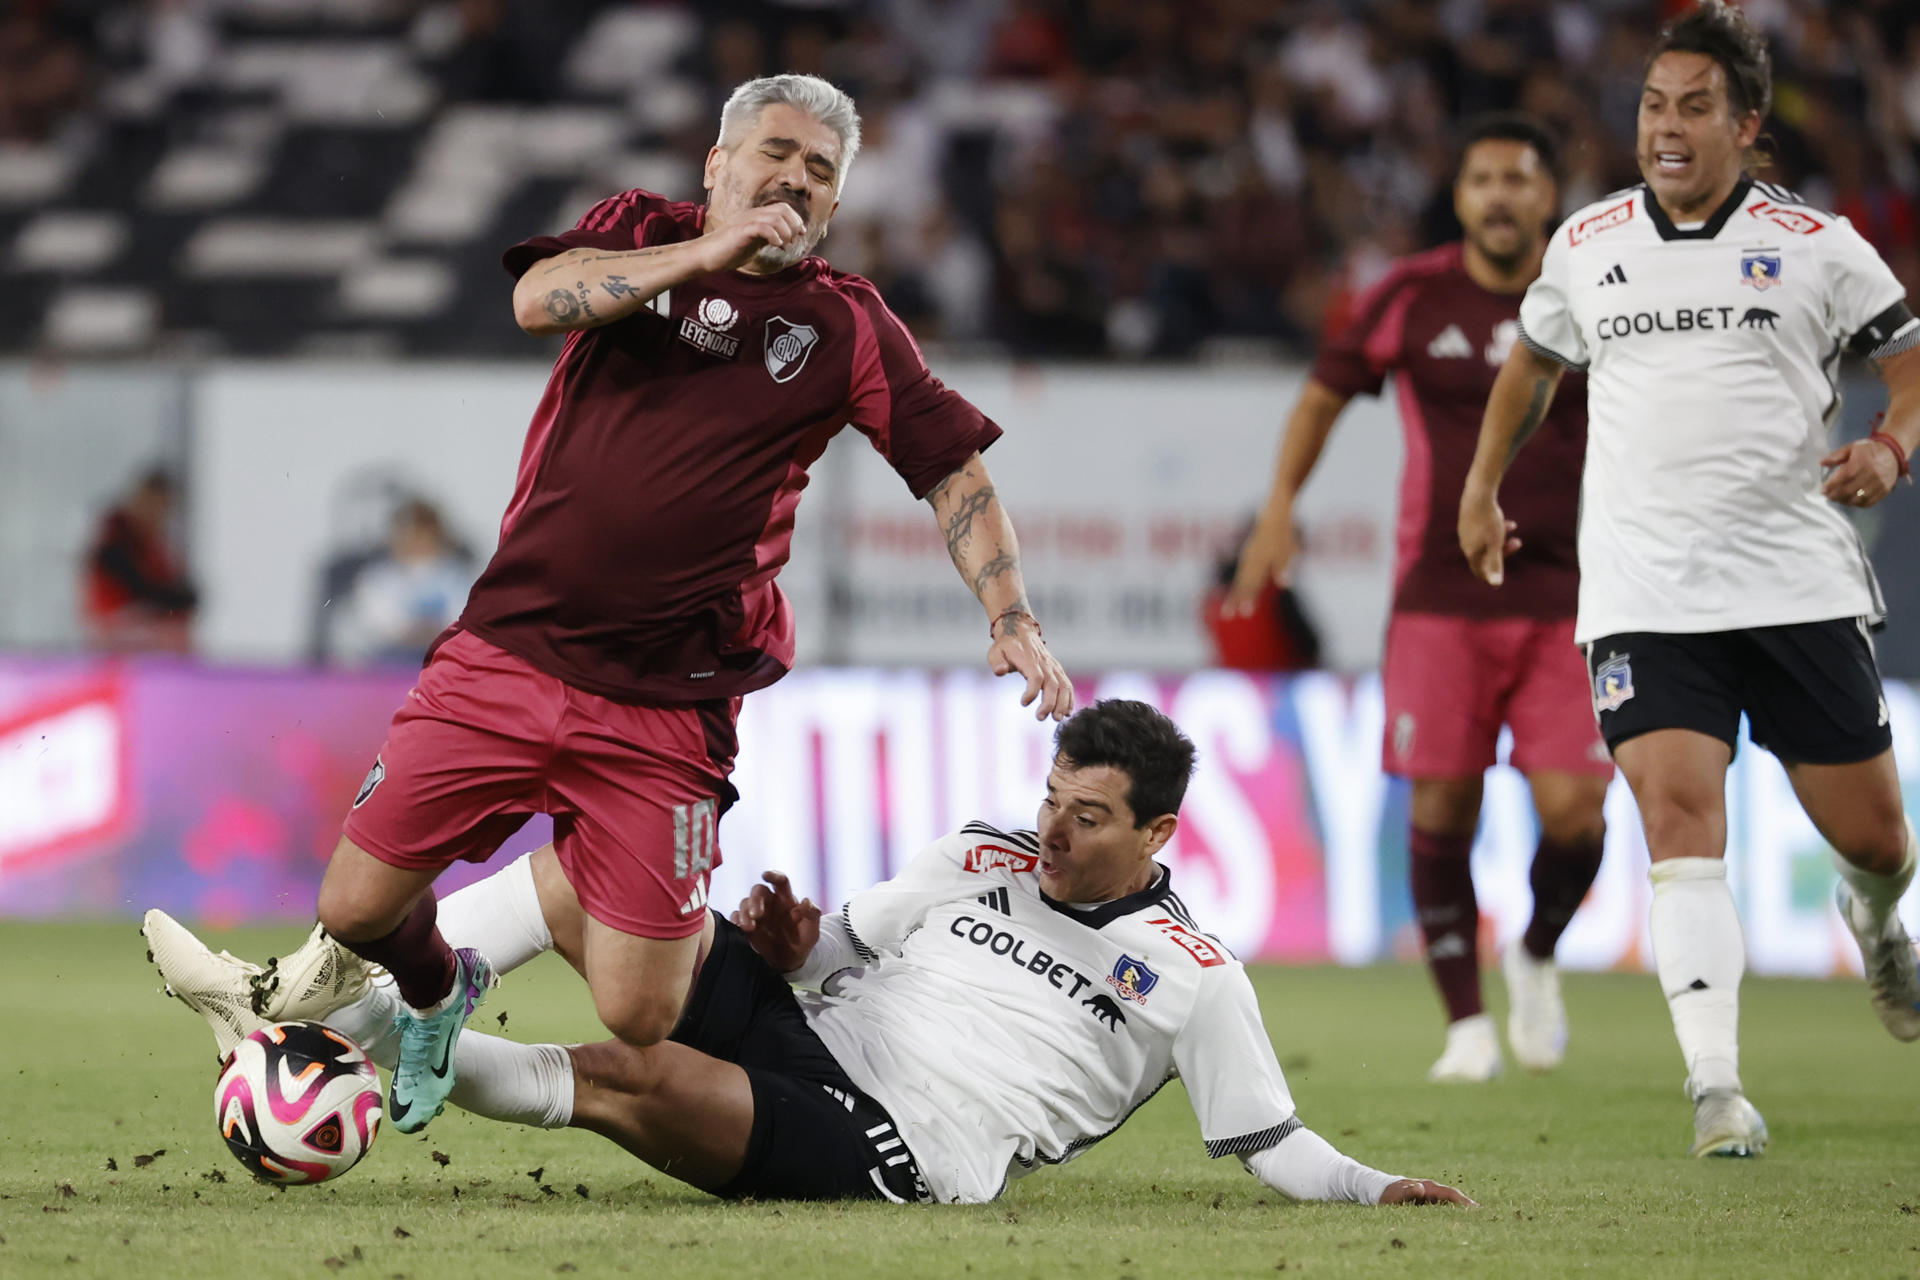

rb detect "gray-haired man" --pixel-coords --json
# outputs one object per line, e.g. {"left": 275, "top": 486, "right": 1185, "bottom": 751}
{"left": 305, "top": 74, "right": 1073, "bottom": 1134}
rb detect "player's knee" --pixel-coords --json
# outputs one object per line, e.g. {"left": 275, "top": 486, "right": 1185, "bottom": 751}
{"left": 1836, "top": 814, "right": 1911, "bottom": 877}
{"left": 1410, "top": 779, "right": 1483, "bottom": 837}
{"left": 594, "top": 989, "right": 683, "bottom": 1049}
{"left": 315, "top": 882, "right": 394, "bottom": 945}
{"left": 1634, "top": 791, "right": 1721, "bottom": 855}
{"left": 1536, "top": 793, "right": 1607, "bottom": 847}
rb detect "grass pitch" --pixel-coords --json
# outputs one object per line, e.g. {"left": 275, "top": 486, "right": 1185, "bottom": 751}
{"left": 4, "top": 922, "right": 1919, "bottom": 1279}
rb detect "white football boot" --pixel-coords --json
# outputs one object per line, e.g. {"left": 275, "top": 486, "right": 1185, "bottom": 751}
{"left": 1502, "top": 940, "right": 1569, "bottom": 1072}
{"left": 250, "top": 922, "right": 375, "bottom": 1024}
{"left": 1427, "top": 1012, "right": 1503, "bottom": 1083}
{"left": 1690, "top": 1087, "right": 1768, "bottom": 1158}
{"left": 1834, "top": 881, "right": 1920, "bottom": 1041}
{"left": 140, "top": 908, "right": 269, "bottom": 1060}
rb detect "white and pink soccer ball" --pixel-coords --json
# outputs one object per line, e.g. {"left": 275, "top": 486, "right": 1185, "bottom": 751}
{"left": 214, "top": 1022, "right": 381, "bottom": 1184}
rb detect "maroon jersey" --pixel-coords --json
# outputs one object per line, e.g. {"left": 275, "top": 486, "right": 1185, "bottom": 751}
{"left": 1312, "top": 242, "right": 1585, "bottom": 619}
{"left": 459, "top": 189, "right": 1000, "bottom": 703}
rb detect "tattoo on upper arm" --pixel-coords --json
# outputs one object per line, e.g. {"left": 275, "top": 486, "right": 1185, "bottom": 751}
{"left": 543, "top": 289, "right": 580, "bottom": 323}
{"left": 926, "top": 470, "right": 963, "bottom": 506}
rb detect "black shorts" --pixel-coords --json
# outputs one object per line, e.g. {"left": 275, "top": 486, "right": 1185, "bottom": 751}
{"left": 1585, "top": 617, "right": 1891, "bottom": 766}
{"left": 669, "top": 915, "right": 930, "bottom": 1203}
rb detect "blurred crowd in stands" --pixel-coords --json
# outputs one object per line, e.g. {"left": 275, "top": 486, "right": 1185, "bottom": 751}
{"left": 4, "top": 0, "right": 1918, "bottom": 359}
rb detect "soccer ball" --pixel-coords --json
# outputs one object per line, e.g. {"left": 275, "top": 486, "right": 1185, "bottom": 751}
{"left": 214, "top": 1021, "right": 382, "bottom": 1184}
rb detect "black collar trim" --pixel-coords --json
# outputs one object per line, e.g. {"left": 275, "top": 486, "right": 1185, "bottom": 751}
{"left": 1642, "top": 176, "right": 1752, "bottom": 242}
{"left": 1039, "top": 863, "right": 1173, "bottom": 930}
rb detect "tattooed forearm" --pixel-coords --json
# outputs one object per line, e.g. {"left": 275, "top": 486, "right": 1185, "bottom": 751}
{"left": 1506, "top": 375, "right": 1554, "bottom": 462}
{"left": 971, "top": 551, "right": 1017, "bottom": 598}
{"left": 601, "top": 274, "right": 635, "bottom": 299}
{"left": 529, "top": 247, "right": 669, "bottom": 281}
{"left": 941, "top": 486, "right": 996, "bottom": 564}
{"left": 994, "top": 601, "right": 1037, "bottom": 638}
{"left": 574, "top": 282, "right": 598, "bottom": 320}
{"left": 543, "top": 289, "right": 581, "bottom": 323}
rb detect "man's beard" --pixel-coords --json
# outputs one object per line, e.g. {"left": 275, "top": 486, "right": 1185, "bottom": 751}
{"left": 751, "top": 236, "right": 814, "bottom": 271}
{"left": 1470, "top": 222, "right": 1528, "bottom": 272}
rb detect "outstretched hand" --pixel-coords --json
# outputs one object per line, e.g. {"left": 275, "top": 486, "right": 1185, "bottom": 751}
{"left": 730, "top": 871, "right": 821, "bottom": 973}
{"left": 1378, "top": 1178, "right": 1476, "bottom": 1207}
{"left": 988, "top": 615, "right": 1074, "bottom": 721}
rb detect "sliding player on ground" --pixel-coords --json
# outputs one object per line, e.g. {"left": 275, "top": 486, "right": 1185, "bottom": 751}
{"left": 1231, "top": 115, "right": 1610, "bottom": 1083}
{"left": 300, "top": 72, "right": 1072, "bottom": 1137}
{"left": 1461, "top": 1, "right": 1920, "bottom": 1157}
{"left": 146, "top": 702, "right": 1469, "bottom": 1209}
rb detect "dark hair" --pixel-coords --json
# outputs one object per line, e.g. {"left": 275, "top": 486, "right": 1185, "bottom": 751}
{"left": 1052, "top": 700, "right": 1197, "bottom": 826}
{"left": 1457, "top": 113, "right": 1560, "bottom": 182}
{"left": 1645, "top": 0, "right": 1772, "bottom": 121}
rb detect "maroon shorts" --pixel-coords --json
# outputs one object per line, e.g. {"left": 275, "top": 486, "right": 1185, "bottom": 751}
{"left": 1381, "top": 612, "right": 1612, "bottom": 780}
{"left": 342, "top": 630, "right": 740, "bottom": 939}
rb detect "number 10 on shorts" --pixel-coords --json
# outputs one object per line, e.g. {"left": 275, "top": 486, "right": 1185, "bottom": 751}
{"left": 673, "top": 797, "right": 720, "bottom": 880}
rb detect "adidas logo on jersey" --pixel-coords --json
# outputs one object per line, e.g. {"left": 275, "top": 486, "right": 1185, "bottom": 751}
{"left": 1597, "top": 263, "right": 1628, "bottom": 286}
{"left": 1426, "top": 324, "right": 1472, "bottom": 359}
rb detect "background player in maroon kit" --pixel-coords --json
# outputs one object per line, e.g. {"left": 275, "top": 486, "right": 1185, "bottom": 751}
{"left": 310, "top": 74, "right": 1073, "bottom": 1132}
{"left": 1228, "top": 116, "right": 1611, "bottom": 1084}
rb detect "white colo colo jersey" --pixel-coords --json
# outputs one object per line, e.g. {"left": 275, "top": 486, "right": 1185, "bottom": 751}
{"left": 1516, "top": 177, "right": 1918, "bottom": 641}
{"left": 798, "top": 822, "right": 1298, "bottom": 1204}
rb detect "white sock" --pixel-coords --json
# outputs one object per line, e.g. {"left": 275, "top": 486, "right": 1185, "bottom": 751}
{"left": 1835, "top": 820, "right": 1918, "bottom": 937}
{"left": 437, "top": 852, "right": 554, "bottom": 974}
{"left": 447, "top": 1038, "right": 574, "bottom": 1129}
{"left": 323, "top": 979, "right": 573, "bottom": 1127}
{"left": 323, "top": 975, "right": 404, "bottom": 1067}
{"left": 1649, "top": 857, "right": 1744, "bottom": 1096}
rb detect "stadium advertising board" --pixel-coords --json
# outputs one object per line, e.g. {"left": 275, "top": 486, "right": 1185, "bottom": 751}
{"left": 0, "top": 655, "right": 1911, "bottom": 980}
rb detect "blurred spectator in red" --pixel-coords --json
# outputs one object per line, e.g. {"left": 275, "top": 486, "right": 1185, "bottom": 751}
{"left": 1202, "top": 520, "right": 1321, "bottom": 672}
{"left": 82, "top": 468, "right": 197, "bottom": 652}
{"left": 987, "top": 0, "right": 1072, "bottom": 80}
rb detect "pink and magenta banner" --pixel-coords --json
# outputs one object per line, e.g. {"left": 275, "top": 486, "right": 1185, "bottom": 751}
{"left": 3, "top": 655, "right": 1908, "bottom": 977}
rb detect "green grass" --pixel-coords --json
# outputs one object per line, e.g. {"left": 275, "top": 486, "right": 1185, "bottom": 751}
{"left": 4, "top": 923, "right": 1920, "bottom": 1279}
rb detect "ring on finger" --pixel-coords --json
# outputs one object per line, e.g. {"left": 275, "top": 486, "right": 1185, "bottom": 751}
{"left": 1857, "top": 488, "right": 1868, "bottom": 500}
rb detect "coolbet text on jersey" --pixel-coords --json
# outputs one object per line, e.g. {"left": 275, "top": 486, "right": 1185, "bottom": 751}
{"left": 1517, "top": 177, "right": 1916, "bottom": 642}
{"left": 800, "top": 822, "right": 1298, "bottom": 1204}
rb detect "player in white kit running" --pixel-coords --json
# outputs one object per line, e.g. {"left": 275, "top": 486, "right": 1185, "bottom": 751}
{"left": 1458, "top": 1, "right": 1920, "bottom": 1159}
{"left": 146, "top": 701, "right": 1471, "bottom": 1207}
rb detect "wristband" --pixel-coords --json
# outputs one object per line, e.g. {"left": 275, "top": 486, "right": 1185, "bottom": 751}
{"left": 1869, "top": 430, "right": 1911, "bottom": 481}
{"left": 990, "top": 606, "right": 1039, "bottom": 638}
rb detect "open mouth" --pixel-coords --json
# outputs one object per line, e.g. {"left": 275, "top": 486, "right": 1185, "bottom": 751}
{"left": 1653, "top": 151, "right": 1691, "bottom": 175}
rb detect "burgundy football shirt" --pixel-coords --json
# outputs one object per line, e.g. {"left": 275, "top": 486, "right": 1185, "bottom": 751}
{"left": 1312, "top": 242, "right": 1586, "bottom": 619}
{"left": 458, "top": 189, "right": 1002, "bottom": 703}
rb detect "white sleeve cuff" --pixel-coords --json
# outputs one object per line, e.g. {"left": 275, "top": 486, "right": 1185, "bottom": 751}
{"left": 783, "top": 911, "right": 863, "bottom": 991}
{"left": 1237, "top": 1124, "right": 1400, "bottom": 1204}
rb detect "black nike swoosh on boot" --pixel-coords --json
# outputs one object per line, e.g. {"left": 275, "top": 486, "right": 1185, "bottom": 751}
{"left": 430, "top": 1028, "right": 455, "bottom": 1080}
{"left": 389, "top": 1094, "right": 412, "bottom": 1123}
